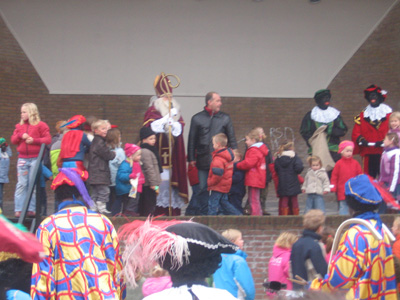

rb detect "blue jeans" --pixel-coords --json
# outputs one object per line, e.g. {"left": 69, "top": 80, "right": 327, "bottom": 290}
{"left": 14, "top": 158, "right": 38, "bottom": 212}
{"left": 185, "top": 184, "right": 200, "bottom": 216}
{"left": 0, "top": 183, "right": 3, "bottom": 209}
{"left": 304, "top": 193, "right": 325, "bottom": 214}
{"left": 338, "top": 200, "right": 349, "bottom": 215}
{"left": 208, "top": 191, "right": 242, "bottom": 215}
{"left": 379, "top": 183, "right": 400, "bottom": 214}
{"left": 197, "top": 169, "right": 210, "bottom": 215}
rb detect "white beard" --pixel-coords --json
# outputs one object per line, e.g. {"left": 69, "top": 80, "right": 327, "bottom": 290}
{"left": 153, "top": 97, "right": 181, "bottom": 121}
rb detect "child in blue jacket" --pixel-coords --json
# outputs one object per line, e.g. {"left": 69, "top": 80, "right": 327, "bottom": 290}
{"left": 213, "top": 229, "right": 255, "bottom": 300}
{"left": 0, "top": 138, "right": 12, "bottom": 210}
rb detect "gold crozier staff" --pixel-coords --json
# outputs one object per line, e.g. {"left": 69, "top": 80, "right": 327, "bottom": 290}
{"left": 157, "top": 73, "right": 180, "bottom": 216}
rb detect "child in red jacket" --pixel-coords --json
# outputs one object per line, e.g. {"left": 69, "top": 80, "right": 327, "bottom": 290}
{"left": 330, "top": 140, "right": 362, "bottom": 215}
{"left": 207, "top": 133, "right": 242, "bottom": 215}
{"left": 236, "top": 128, "right": 269, "bottom": 216}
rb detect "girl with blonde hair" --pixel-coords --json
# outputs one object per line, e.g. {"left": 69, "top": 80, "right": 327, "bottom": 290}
{"left": 389, "top": 111, "right": 400, "bottom": 141}
{"left": 268, "top": 232, "right": 298, "bottom": 293}
{"left": 236, "top": 128, "right": 269, "bottom": 215}
{"left": 11, "top": 103, "right": 51, "bottom": 217}
{"left": 19, "top": 103, "right": 40, "bottom": 125}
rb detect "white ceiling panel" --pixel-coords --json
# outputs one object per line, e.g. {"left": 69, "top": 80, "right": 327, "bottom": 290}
{"left": 0, "top": 0, "right": 397, "bottom": 97}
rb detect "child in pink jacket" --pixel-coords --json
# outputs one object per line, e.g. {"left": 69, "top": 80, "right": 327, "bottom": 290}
{"left": 267, "top": 232, "right": 298, "bottom": 295}
{"left": 142, "top": 265, "right": 172, "bottom": 297}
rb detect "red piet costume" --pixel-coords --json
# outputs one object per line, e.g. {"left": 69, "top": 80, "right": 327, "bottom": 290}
{"left": 143, "top": 73, "right": 188, "bottom": 214}
{"left": 352, "top": 85, "right": 392, "bottom": 177}
{"left": 58, "top": 115, "right": 91, "bottom": 173}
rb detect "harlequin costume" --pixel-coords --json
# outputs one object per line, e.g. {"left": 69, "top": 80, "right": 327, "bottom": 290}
{"left": 352, "top": 85, "right": 392, "bottom": 177}
{"left": 311, "top": 175, "right": 397, "bottom": 300}
{"left": 118, "top": 219, "right": 239, "bottom": 300}
{"left": 32, "top": 168, "right": 125, "bottom": 300}
{"left": 58, "top": 115, "right": 91, "bottom": 172}
{"left": 143, "top": 73, "right": 188, "bottom": 215}
{"left": 300, "top": 89, "right": 348, "bottom": 164}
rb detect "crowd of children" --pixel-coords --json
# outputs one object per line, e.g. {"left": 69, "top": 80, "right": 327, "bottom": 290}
{"left": 3, "top": 103, "right": 166, "bottom": 218}
{"left": 5, "top": 102, "right": 400, "bottom": 218}
{"left": 186, "top": 107, "right": 400, "bottom": 218}
{"left": 3, "top": 85, "right": 400, "bottom": 300}
{"left": 4, "top": 104, "right": 400, "bottom": 299}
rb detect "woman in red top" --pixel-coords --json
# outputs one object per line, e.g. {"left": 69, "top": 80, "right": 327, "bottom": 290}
{"left": 11, "top": 103, "right": 51, "bottom": 217}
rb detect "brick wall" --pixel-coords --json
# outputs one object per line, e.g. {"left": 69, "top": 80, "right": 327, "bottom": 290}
{"left": 1, "top": 4, "right": 400, "bottom": 200}
{"left": 110, "top": 214, "right": 397, "bottom": 299}
{"left": 1, "top": 4, "right": 400, "bottom": 299}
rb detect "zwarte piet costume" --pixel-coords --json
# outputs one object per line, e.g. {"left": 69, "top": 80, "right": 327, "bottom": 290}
{"left": 352, "top": 85, "right": 392, "bottom": 178}
{"left": 300, "top": 89, "right": 347, "bottom": 168}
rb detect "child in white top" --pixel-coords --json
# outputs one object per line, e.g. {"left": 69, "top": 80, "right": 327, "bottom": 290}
{"left": 378, "top": 132, "right": 400, "bottom": 213}
{"left": 302, "top": 156, "right": 330, "bottom": 213}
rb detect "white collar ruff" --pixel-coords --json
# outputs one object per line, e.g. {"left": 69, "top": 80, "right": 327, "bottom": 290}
{"left": 310, "top": 106, "right": 340, "bottom": 123}
{"left": 363, "top": 103, "right": 392, "bottom": 121}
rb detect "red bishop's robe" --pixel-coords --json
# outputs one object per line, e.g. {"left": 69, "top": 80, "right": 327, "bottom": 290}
{"left": 143, "top": 105, "right": 188, "bottom": 203}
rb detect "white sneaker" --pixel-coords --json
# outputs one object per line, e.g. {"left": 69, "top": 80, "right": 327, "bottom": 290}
{"left": 96, "top": 201, "right": 111, "bottom": 214}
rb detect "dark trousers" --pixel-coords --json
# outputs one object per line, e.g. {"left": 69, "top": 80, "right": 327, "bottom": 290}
{"left": 139, "top": 186, "right": 157, "bottom": 217}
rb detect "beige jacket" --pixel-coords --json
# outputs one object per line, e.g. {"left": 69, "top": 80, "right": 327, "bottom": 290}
{"left": 302, "top": 167, "right": 330, "bottom": 195}
{"left": 141, "top": 148, "right": 161, "bottom": 186}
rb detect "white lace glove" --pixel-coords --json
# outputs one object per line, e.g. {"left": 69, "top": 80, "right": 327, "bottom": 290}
{"left": 150, "top": 115, "right": 169, "bottom": 133}
{"left": 170, "top": 107, "right": 178, "bottom": 117}
{"left": 171, "top": 121, "right": 182, "bottom": 137}
{"left": 150, "top": 108, "right": 180, "bottom": 134}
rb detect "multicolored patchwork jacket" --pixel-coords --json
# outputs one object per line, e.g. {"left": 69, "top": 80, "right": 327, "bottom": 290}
{"left": 31, "top": 205, "right": 126, "bottom": 299}
{"left": 311, "top": 219, "right": 397, "bottom": 300}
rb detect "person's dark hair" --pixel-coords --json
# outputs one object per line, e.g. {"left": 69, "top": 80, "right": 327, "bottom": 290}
{"left": 106, "top": 128, "right": 121, "bottom": 149}
{"left": 168, "top": 254, "right": 222, "bottom": 287}
{"left": 0, "top": 259, "right": 32, "bottom": 298}
{"left": 321, "top": 226, "right": 335, "bottom": 254}
{"left": 55, "top": 184, "right": 82, "bottom": 203}
{"left": 345, "top": 195, "right": 379, "bottom": 213}
{"left": 205, "top": 91, "right": 217, "bottom": 106}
